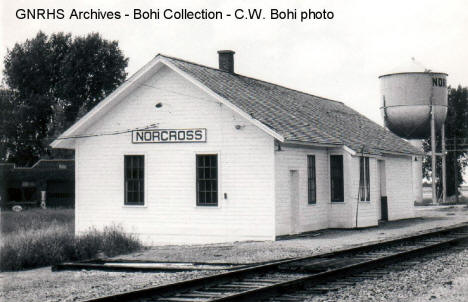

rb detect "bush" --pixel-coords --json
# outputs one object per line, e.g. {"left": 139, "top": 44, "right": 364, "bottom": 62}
{"left": 97, "top": 225, "right": 143, "bottom": 257}
{"left": 72, "top": 226, "right": 143, "bottom": 259}
{"left": 1, "top": 225, "right": 75, "bottom": 270}
{"left": 1, "top": 209, "right": 142, "bottom": 271}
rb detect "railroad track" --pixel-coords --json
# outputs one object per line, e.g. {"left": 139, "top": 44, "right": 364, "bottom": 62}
{"left": 85, "top": 223, "right": 468, "bottom": 302}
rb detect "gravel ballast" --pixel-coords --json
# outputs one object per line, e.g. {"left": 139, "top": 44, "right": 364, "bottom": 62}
{"left": 304, "top": 246, "right": 468, "bottom": 302}
{"left": 0, "top": 269, "right": 222, "bottom": 302}
{"left": 1, "top": 206, "right": 467, "bottom": 302}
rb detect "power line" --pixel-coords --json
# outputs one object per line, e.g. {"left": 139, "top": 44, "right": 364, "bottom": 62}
{"left": 53, "top": 123, "right": 160, "bottom": 140}
{"left": 18, "top": 80, "right": 222, "bottom": 141}
{"left": 4, "top": 123, "right": 160, "bottom": 142}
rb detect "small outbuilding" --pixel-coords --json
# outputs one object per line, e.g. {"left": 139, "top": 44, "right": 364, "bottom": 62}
{"left": 51, "top": 51, "right": 422, "bottom": 244}
{"left": 0, "top": 159, "right": 75, "bottom": 209}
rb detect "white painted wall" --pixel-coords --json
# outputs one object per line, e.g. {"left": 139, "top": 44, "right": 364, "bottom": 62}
{"left": 75, "top": 66, "right": 276, "bottom": 244}
{"left": 347, "top": 156, "right": 380, "bottom": 228}
{"left": 412, "top": 155, "right": 423, "bottom": 203}
{"left": 328, "top": 151, "right": 354, "bottom": 228}
{"left": 384, "top": 155, "right": 415, "bottom": 220}
{"left": 275, "top": 147, "right": 388, "bottom": 235}
{"left": 408, "top": 140, "right": 423, "bottom": 203}
{"left": 73, "top": 64, "right": 419, "bottom": 244}
{"left": 328, "top": 153, "right": 380, "bottom": 228}
{"left": 274, "top": 146, "right": 330, "bottom": 236}
{"left": 376, "top": 159, "right": 386, "bottom": 220}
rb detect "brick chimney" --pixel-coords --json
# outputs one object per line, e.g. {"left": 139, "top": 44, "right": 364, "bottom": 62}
{"left": 217, "top": 50, "right": 235, "bottom": 73}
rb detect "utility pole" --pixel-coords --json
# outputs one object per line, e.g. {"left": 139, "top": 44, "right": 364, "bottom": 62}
{"left": 430, "top": 102, "right": 437, "bottom": 204}
{"left": 442, "top": 124, "right": 446, "bottom": 203}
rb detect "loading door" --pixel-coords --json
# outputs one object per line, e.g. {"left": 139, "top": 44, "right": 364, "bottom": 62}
{"left": 289, "top": 170, "right": 300, "bottom": 234}
{"left": 378, "top": 160, "right": 388, "bottom": 221}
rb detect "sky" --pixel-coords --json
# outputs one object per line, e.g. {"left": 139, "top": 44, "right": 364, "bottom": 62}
{"left": 1, "top": 0, "right": 468, "bottom": 126}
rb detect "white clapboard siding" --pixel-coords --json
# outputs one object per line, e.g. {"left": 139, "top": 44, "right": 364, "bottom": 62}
{"left": 327, "top": 151, "right": 354, "bottom": 228}
{"left": 74, "top": 63, "right": 420, "bottom": 244}
{"left": 274, "top": 146, "right": 331, "bottom": 236}
{"left": 384, "top": 155, "right": 415, "bottom": 220}
{"left": 345, "top": 156, "right": 379, "bottom": 228}
{"left": 75, "top": 65, "right": 276, "bottom": 244}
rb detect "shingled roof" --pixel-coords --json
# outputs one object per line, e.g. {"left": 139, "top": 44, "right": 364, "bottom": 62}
{"left": 162, "top": 55, "right": 420, "bottom": 155}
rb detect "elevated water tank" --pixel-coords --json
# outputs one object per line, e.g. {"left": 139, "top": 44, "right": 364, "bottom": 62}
{"left": 379, "top": 72, "right": 448, "bottom": 139}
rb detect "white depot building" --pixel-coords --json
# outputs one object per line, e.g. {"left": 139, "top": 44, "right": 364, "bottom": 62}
{"left": 52, "top": 51, "right": 422, "bottom": 244}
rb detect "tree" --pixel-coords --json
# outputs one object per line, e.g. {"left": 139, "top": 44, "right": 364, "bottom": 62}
{"left": 2, "top": 31, "right": 128, "bottom": 166}
{"left": 0, "top": 89, "right": 20, "bottom": 162}
{"left": 423, "top": 86, "right": 468, "bottom": 198}
{"left": 0, "top": 88, "right": 51, "bottom": 166}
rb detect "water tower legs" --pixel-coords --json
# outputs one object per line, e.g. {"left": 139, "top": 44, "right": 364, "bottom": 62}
{"left": 409, "top": 124, "right": 446, "bottom": 204}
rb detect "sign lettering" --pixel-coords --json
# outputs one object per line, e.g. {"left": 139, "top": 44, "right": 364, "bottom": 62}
{"left": 132, "top": 128, "right": 206, "bottom": 143}
{"left": 432, "top": 77, "right": 446, "bottom": 87}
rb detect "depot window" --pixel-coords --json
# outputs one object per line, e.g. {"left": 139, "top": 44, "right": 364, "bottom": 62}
{"left": 124, "top": 155, "right": 144, "bottom": 205}
{"left": 196, "top": 154, "right": 218, "bottom": 206}
{"left": 359, "top": 157, "right": 370, "bottom": 201}
{"left": 307, "top": 155, "right": 316, "bottom": 204}
{"left": 330, "top": 155, "right": 344, "bottom": 202}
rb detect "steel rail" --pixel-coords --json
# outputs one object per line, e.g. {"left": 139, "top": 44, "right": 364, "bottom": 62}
{"left": 207, "top": 233, "right": 468, "bottom": 302}
{"left": 83, "top": 223, "right": 468, "bottom": 302}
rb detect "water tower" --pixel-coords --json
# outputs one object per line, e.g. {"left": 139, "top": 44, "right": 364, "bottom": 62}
{"left": 379, "top": 71, "right": 448, "bottom": 203}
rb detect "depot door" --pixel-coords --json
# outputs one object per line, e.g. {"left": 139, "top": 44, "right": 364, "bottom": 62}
{"left": 289, "top": 170, "right": 300, "bottom": 234}
{"left": 378, "top": 160, "right": 388, "bottom": 221}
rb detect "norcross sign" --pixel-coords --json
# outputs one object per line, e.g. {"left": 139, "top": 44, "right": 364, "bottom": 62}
{"left": 132, "top": 129, "right": 206, "bottom": 143}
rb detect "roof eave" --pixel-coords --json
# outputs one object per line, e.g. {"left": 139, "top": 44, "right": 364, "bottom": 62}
{"left": 380, "top": 150, "right": 423, "bottom": 157}
{"left": 52, "top": 55, "right": 286, "bottom": 149}
{"left": 51, "top": 55, "right": 168, "bottom": 149}
{"left": 282, "top": 140, "right": 343, "bottom": 149}
{"left": 161, "top": 57, "right": 285, "bottom": 142}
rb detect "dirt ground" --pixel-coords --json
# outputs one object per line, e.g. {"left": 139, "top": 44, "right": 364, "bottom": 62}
{"left": 1, "top": 205, "right": 467, "bottom": 302}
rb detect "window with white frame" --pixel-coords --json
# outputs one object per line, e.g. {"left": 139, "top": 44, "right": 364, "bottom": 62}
{"left": 359, "top": 157, "right": 370, "bottom": 201}
{"left": 196, "top": 154, "right": 218, "bottom": 206}
{"left": 307, "top": 155, "right": 316, "bottom": 204}
{"left": 124, "top": 155, "right": 144, "bottom": 205}
{"left": 330, "top": 155, "right": 344, "bottom": 202}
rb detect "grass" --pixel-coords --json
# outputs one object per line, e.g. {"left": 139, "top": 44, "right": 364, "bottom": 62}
{"left": 415, "top": 195, "right": 468, "bottom": 206}
{"left": 0, "top": 208, "right": 142, "bottom": 271}
{"left": 1, "top": 208, "right": 74, "bottom": 234}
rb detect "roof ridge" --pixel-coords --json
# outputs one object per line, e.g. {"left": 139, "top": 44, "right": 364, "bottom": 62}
{"left": 157, "top": 53, "right": 343, "bottom": 105}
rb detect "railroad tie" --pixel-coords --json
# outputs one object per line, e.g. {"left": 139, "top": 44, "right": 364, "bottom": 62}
{"left": 175, "top": 292, "right": 223, "bottom": 298}
{"left": 242, "top": 278, "right": 282, "bottom": 284}
{"left": 331, "top": 281, "right": 356, "bottom": 286}
{"left": 80, "top": 225, "right": 468, "bottom": 302}
{"left": 307, "top": 286, "right": 340, "bottom": 293}
{"left": 190, "top": 290, "right": 231, "bottom": 296}
{"left": 270, "top": 294, "right": 314, "bottom": 301}
{"left": 157, "top": 297, "right": 207, "bottom": 302}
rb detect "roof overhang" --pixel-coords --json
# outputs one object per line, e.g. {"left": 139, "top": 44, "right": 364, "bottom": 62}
{"left": 51, "top": 55, "right": 284, "bottom": 149}
{"left": 280, "top": 140, "right": 342, "bottom": 149}
{"left": 380, "top": 150, "right": 422, "bottom": 157}
{"left": 51, "top": 56, "right": 167, "bottom": 149}
{"left": 279, "top": 141, "right": 372, "bottom": 157}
